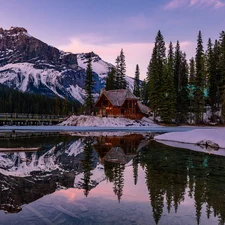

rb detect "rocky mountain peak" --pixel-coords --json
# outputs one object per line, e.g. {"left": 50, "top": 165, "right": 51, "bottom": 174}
{"left": 0, "top": 26, "right": 134, "bottom": 104}
{"left": 9, "top": 26, "right": 28, "bottom": 33}
{"left": 0, "top": 26, "right": 29, "bottom": 36}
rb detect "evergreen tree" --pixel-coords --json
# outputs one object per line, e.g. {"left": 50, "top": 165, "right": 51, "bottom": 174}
{"left": 214, "top": 39, "right": 221, "bottom": 111}
{"left": 194, "top": 31, "right": 205, "bottom": 124}
{"left": 115, "top": 56, "right": 120, "bottom": 89}
{"left": 174, "top": 41, "right": 182, "bottom": 121}
{"left": 148, "top": 30, "right": 166, "bottom": 120}
{"left": 114, "top": 49, "right": 127, "bottom": 89}
{"left": 133, "top": 64, "right": 141, "bottom": 97}
{"left": 189, "top": 57, "right": 195, "bottom": 85}
{"left": 140, "top": 79, "right": 148, "bottom": 105}
{"left": 207, "top": 38, "right": 217, "bottom": 122}
{"left": 81, "top": 139, "right": 94, "bottom": 197}
{"left": 219, "top": 31, "right": 225, "bottom": 122}
{"left": 112, "top": 163, "right": 125, "bottom": 202}
{"left": 132, "top": 155, "right": 139, "bottom": 185}
{"left": 189, "top": 57, "right": 195, "bottom": 123}
{"left": 177, "top": 53, "right": 189, "bottom": 123}
{"left": 84, "top": 54, "right": 95, "bottom": 115}
{"left": 160, "top": 41, "right": 176, "bottom": 123}
{"left": 62, "top": 98, "right": 68, "bottom": 115}
{"left": 106, "top": 67, "right": 116, "bottom": 90}
{"left": 55, "top": 97, "right": 60, "bottom": 115}
{"left": 119, "top": 49, "right": 127, "bottom": 89}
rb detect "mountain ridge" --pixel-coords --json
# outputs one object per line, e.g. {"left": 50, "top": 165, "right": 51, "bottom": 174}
{"left": 0, "top": 27, "right": 134, "bottom": 103}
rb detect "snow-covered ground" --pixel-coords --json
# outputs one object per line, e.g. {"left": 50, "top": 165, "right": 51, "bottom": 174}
{"left": 155, "top": 128, "right": 225, "bottom": 149}
{"left": 60, "top": 115, "right": 158, "bottom": 127}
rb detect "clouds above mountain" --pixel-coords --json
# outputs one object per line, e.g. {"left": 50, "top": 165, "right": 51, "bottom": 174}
{"left": 58, "top": 35, "right": 195, "bottom": 79}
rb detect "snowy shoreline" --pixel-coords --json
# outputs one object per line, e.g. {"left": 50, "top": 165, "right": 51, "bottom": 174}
{"left": 59, "top": 115, "right": 159, "bottom": 127}
{"left": 155, "top": 128, "right": 225, "bottom": 149}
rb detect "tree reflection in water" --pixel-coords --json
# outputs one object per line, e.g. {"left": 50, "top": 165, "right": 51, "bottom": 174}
{"left": 139, "top": 141, "right": 225, "bottom": 225}
{"left": 81, "top": 138, "right": 94, "bottom": 197}
{"left": 0, "top": 134, "right": 225, "bottom": 225}
{"left": 94, "top": 134, "right": 145, "bottom": 202}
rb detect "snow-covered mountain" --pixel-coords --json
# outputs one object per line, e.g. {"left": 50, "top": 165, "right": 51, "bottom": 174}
{"left": 0, "top": 27, "right": 135, "bottom": 103}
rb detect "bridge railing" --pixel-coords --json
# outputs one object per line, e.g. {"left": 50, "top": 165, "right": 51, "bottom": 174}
{"left": 0, "top": 113, "right": 68, "bottom": 120}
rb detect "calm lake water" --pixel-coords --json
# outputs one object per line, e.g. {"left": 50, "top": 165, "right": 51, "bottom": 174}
{"left": 0, "top": 134, "right": 225, "bottom": 225}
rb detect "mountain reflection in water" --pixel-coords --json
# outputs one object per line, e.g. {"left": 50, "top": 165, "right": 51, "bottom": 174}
{"left": 0, "top": 134, "right": 224, "bottom": 225}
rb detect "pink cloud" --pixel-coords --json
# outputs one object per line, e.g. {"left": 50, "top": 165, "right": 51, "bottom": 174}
{"left": 58, "top": 34, "right": 195, "bottom": 80}
{"left": 164, "top": 0, "right": 187, "bottom": 9}
{"left": 165, "top": 0, "right": 225, "bottom": 9}
{"left": 215, "top": 0, "right": 225, "bottom": 8}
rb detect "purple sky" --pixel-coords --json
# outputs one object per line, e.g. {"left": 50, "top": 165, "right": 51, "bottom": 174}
{"left": 0, "top": 0, "right": 225, "bottom": 78}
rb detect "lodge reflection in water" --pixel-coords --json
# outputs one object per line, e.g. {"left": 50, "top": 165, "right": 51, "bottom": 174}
{"left": 0, "top": 135, "right": 225, "bottom": 225}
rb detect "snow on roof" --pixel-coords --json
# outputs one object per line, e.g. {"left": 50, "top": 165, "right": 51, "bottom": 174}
{"left": 101, "top": 89, "right": 137, "bottom": 106}
{"left": 137, "top": 101, "right": 150, "bottom": 114}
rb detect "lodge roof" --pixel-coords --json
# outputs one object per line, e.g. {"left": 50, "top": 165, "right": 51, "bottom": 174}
{"left": 137, "top": 101, "right": 150, "bottom": 114}
{"left": 102, "top": 146, "right": 135, "bottom": 164}
{"left": 102, "top": 89, "right": 137, "bottom": 107}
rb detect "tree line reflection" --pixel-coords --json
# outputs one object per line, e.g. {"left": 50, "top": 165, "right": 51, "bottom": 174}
{"left": 1, "top": 134, "right": 225, "bottom": 225}
{"left": 82, "top": 136, "right": 225, "bottom": 225}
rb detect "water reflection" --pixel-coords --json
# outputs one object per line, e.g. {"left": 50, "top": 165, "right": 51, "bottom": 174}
{"left": 0, "top": 134, "right": 225, "bottom": 225}
{"left": 140, "top": 141, "right": 225, "bottom": 225}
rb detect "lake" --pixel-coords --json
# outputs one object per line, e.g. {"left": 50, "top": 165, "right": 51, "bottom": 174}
{"left": 0, "top": 133, "right": 224, "bottom": 225}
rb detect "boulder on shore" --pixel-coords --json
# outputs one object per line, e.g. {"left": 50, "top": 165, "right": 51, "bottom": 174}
{"left": 196, "top": 140, "right": 219, "bottom": 150}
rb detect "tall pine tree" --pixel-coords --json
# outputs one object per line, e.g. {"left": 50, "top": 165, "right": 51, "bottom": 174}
{"left": 84, "top": 54, "right": 95, "bottom": 115}
{"left": 189, "top": 57, "right": 195, "bottom": 123}
{"left": 106, "top": 67, "right": 116, "bottom": 90}
{"left": 207, "top": 38, "right": 217, "bottom": 121}
{"left": 114, "top": 49, "right": 127, "bottom": 89}
{"left": 140, "top": 79, "right": 148, "bottom": 105}
{"left": 148, "top": 30, "right": 166, "bottom": 120}
{"left": 178, "top": 52, "right": 189, "bottom": 123}
{"left": 194, "top": 31, "right": 205, "bottom": 124}
{"left": 219, "top": 31, "right": 225, "bottom": 122}
{"left": 133, "top": 64, "right": 140, "bottom": 97}
{"left": 174, "top": 41, "right": 182, "bottom": 121}
{"left": 119, "top": 49, "right": 127, "bottom": 89}
{"left": 115, "top": 56, "right": 121, "bottom": 89}
{"left": 160, "top": 41, "right": 176, "bottom": 123}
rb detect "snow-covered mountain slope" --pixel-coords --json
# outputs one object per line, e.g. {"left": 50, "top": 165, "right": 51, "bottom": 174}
{"left": 0, "top": 139, "right": 87, "bottom": 177}
{"left": 0, "top": 27, "right": 135, "bottom": 103}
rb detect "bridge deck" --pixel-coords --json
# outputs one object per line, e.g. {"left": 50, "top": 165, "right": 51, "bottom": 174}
{"left": 0, "top": 113, "right": 68, "bottom": 125}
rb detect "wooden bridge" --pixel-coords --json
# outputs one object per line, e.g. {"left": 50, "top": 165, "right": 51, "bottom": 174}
{"left": 0, "top": 113, "right": 68, "bottom": 126}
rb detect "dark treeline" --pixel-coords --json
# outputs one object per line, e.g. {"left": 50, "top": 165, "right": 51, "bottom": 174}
{"left": 0, "top": 84, "right": 80, "bottom": 115}
{"left": 139, "top": 30, "right": 225, "bottom": 124}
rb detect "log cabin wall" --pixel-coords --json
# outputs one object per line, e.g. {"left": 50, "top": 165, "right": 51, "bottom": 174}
{"left": 95, "top": 91, "right": 146, "bottom": 119}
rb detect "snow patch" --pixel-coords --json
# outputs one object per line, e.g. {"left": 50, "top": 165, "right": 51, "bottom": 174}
{"left": 155, "top": 128, "right": 225, "bottom": 149}
{"left": 60, "top": 115, "right": 158, "bottom": 127}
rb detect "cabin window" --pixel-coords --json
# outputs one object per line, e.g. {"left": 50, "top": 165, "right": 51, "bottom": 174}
{"left": 121, "top": 109, "right": 124, "bottom": 114}
{"left": 129, "top": 101, "right": 132, "bottom": 108}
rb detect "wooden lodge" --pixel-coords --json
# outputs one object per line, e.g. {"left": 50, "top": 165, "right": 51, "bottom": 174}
{"left": 95, "top": 89, "right": 150, "bottom": 119}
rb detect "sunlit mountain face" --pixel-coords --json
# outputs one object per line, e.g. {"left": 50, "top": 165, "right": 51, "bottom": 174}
{"left": 0, "top": 27, "right": 135, "bottom": 104}
{"left": 0, "top": 134, "right": 225, "bottom": 225}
